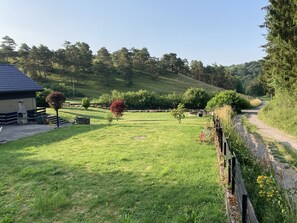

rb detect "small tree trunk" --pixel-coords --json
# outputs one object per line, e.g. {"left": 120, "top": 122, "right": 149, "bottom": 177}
{"left": 56, "top": 109, "right": 60, "bottom": 128}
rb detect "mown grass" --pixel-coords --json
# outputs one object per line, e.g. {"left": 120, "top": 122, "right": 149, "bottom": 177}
{"left": 0, "top": 108, "right": 226, "bottom": 222}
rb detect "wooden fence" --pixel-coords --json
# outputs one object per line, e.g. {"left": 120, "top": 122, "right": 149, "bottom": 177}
{"left": 213, "top": 117, "right": 258, "bottom": 223}
{"left": 0, "top": 108, "right": 46, "bottom": 125}
{"left": 27, "top": 107, "right": 46, "bottom": 122}
{"left": 0, "top": 112, "right": 17, "bottom": 125}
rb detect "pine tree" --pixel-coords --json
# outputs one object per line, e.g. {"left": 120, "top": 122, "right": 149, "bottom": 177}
{"left": 261, "top": 0, "right": 297, "bottom": 96}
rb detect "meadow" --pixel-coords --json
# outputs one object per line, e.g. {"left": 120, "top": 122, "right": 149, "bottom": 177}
{"left": 47, "top": 71, "right": 223, "bottom": 99}
{"left": 0, "top": 108, "right": 226, "bottom": 222}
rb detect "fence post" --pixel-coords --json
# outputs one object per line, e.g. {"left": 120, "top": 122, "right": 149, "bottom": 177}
{"left": 223, "top": 141, "right": 227, "bottom": 167}
{"left": 231, "top": 156, "right": 236, "bottom": 194}
{"left": 220, "top": 128, "right": 224, "bottom": 153}
{"left": 242, "top": 194, "right": 247, "bottom": 223}
{"left": 217, "top": 127, "right": 223, "bottom": 153}
{"left": 228, "top": 158, "right": 232, "bottom": 184}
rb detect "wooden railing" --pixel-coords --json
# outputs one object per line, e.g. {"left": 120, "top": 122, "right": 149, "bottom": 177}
{"left": 27, "top": 107, "right": 46, "bottom": 122}
{"left": 0, "top": 112, "right": 17, "bottom": 125}
{"left": 214, "top": 117, "right": 258, "bottom": 223}
{"left": 0, "top": 108, "right": 46, "bottom": 125}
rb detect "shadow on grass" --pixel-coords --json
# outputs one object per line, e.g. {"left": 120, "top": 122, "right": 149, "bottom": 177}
{"left": 0, "top": 149, "right": 225, "bottom": 222}
{"left": 0, "top": 124, "right": 109, "bottom": 150}
{"left": 60, "top": 110, "right": 105, "bottom": 120}
{"left": 124, "top": 119, "right": 167, "bottom": 122}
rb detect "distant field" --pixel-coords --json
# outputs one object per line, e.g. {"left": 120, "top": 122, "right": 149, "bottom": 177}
{"left": 46, "top": 71, "right": 223, "bottom": 99}
{"left": 0, "top": 108, "right": 225, "bottom": 222}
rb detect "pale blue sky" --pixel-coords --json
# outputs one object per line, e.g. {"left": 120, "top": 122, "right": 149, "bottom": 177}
{"left": 0, "top": 0, "right": 268, "bottom": 65}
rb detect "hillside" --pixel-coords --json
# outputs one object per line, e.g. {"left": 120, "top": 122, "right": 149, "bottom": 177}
{"left": 40, "top": 70, "right": 224, "bottom": 99}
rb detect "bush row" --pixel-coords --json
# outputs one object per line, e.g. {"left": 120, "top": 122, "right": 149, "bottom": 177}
{"left": 95, "top": 88, "right": 209, "bottom": 110}
{"left": 96, "top": 89, "right": 251, "bottom": 112}
{"left": 37, "top": 86, "right": 251, "bottom": 112}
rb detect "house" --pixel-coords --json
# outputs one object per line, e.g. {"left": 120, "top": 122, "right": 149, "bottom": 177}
{"left": 0, "top": 64, "right": 44, "bottom": 124}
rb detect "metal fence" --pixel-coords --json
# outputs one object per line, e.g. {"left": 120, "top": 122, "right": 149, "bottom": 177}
{"left": 214, "top": 117, "right": 258, "bottom": 223}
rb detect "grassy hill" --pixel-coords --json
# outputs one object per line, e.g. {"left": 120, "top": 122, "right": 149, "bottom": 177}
{"left": 41, "top": 69, "right": 223, "bottom": 100}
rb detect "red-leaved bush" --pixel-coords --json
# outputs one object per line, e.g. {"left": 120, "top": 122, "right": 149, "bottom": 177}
{"left": 46, "top": 91, "right": 66, "bottom": 127}
{"left": 110, "top": 99, "right": 127, "bottom": 120}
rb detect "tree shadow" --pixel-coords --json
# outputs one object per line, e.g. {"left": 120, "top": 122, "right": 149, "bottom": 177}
{"left": 60, "top": 110, "right": 105, "bottom": 120}
{"left": 0, "top": 124, "right": 109, "bottom": 149}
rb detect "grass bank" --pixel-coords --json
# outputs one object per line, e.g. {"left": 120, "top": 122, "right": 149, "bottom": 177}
{"left": 0, "top": 108, "right": 225, "bottom": 222}
{"left": 259, "top": 93, "right": 297, "bottom": 137}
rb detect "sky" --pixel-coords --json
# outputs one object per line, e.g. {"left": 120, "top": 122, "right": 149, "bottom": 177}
{"left": 0, "top": 0, "right": 268, "bottom": 66}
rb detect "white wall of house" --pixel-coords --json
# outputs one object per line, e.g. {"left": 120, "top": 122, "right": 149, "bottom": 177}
{"left": 0, "top": 98, "right": 36, "bottom": 113}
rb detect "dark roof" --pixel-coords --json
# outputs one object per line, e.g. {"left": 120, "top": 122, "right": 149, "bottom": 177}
{"left": 0, "top": 64, "right": 43, "bottom": 93}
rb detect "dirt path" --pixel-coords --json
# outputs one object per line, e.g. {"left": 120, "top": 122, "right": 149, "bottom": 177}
{"left": 236, "top": 103, "right": 297, "bottom": 199}
{"left": 241, "top": 104, "right": 297, "bottom": 153}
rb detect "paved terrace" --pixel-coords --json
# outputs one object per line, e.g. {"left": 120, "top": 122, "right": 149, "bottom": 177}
{"left": 0, "top": 124, "right": 55, "bottom": 143}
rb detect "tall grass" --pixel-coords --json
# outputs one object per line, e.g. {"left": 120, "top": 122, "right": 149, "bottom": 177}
{"left": 249, "top": 98, "right": 262, "bottom": 108}
{"left": 259, "top": 93, "right": 297, "bottom": 137}
{"left": 215, "top": 106, "right": 296, "bottom": 222}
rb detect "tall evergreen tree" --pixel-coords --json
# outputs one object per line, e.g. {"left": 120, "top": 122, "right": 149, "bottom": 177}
{"left": 261, "top": 0, "right": 297, "bottom": 96}
{"left": 113, "top": 48, "right": 133, "bottom": 86}
{"left": 94, "top": 47, "right": 114, "bottom": 86}
{"left": 18, "top": 43, "right": 31, "bottom": 73}
{"left": 0, "top": 36, "right": 17, "bottom": 63}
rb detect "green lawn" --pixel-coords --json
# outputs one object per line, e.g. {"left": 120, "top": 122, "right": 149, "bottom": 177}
{"left": 0, "top": 108, "right": 226, "bottom": 222}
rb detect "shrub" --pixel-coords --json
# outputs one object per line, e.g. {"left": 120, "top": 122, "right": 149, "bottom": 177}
{"left": 162, "top": 93, "right": 182, "bottom": 108}
{"left": 111, "top": 90, "right": 124, "bottom": 101}
{"left": 106, "top": 113, "right": 113, "bottom": 126}
{"left": 171, "top": 103, "right": 186, "bottom": 124}
{"left": 98, "top": 94, "right": 112, "bottom": 105}
{"left": 82, "top": 97, "right": 90, "bottom": 110}
{"left": 110, "top": 99, "right": 127, "bottom": 121}
{"left": 206, "top": 90, "right": 250, "bottom": 113}
{"left": 36, "top": 88, "right": 53, "bottom": 107}
{"left": 123, "top": 90, "right": 156, "bottom": 109}
{"left": 182, "top": 87, "right": 209, "bottom": 109}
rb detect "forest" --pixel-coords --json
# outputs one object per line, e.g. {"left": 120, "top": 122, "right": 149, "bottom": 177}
{"left": 0, "top": 36, "right": 263, "bottom": 97}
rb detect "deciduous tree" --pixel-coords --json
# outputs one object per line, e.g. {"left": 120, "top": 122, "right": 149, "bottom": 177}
{"left": 110, "top": 99, "right": 127, "bottom": 120}
{"left": 46, "top": 92, "right": 66, "bottom": 127}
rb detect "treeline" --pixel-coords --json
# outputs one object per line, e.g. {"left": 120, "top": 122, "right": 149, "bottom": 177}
{"left": 0, "top": 35, "right": 262, "bottom": 95}
{"left": 227, "top": 61, "right": 264, "bottom": 96}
